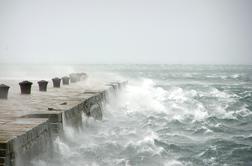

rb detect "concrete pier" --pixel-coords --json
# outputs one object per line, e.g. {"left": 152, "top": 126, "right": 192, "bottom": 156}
{"left": 0, "top": 78, "right": 126, "bottom": 166}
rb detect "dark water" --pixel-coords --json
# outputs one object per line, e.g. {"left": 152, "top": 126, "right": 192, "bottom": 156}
{"left": 11, "top": 65, "right": 250, "bottom": 166}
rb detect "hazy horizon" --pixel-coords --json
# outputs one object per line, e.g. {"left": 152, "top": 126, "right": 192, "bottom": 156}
{"left": 1, "top": 63, "right": 252, "bottom": 65}
{"left": 1, "top": 0, "right": 252, "bottom": 64}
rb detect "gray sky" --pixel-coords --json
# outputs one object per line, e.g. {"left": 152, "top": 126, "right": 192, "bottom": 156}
{"left": 0, "top": 0, "right": 252, "bottom": 64}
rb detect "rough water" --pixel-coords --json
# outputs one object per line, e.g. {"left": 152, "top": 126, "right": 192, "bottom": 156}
{"left": 4, "top": 65, "right": 251, "bottom": 166}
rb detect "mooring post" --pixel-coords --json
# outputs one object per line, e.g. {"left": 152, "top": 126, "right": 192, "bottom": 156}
{"left": 62, "top": 76, "right": 70, "bottom": 85}
{"left": 0, "top": 84, "right": 10, "bottom": 99}
{"left": 52, "top": 77, "right": 61, "bottom": 88}
{"left": 38, "top": 80, "right": 48, "bottom": 91}
{"left": 19, "top": 81, "right": 33, "bottom": 94}
{"left": 78, "top": 72, "right": 87, "bottom": 80}
{"left": 69, "top": 73, "right": 80, "bottom": 83}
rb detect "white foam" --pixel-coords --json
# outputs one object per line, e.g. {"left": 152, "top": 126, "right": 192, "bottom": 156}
{"left": 118, "top": 79, "right": 167, "bottom": 113}
{"left": 231, "top": 74, "right": 240, "bottom": 79}
{"left": 209, "top": 88, "right": 230, "bottom": 98}
{"left": 164, "top": 160, "right": 184, "bottom": 166}
{"left": 54, "top": 137, "right": 77, "bottom": 157}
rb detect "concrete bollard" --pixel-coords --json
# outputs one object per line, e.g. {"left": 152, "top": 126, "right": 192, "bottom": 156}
{"left": 78, "top": 72, "right": 88, "bottom": 80}
{"left": 69, "top": 73, "right": 80, "bottom": 83}
{"left": 19, "top": 81, "right": 33, "bottom": 94}
{"left": 62, "top": 76, "right": 70, "bottom": 85}
{"left": 52, "top": 77, "right": 61, "bottom": 88}
{"left": 38, "top": 80, "right": 48, "bottom": 91}
{"left": 0, "top": 84, "right": 10, "bottom": 99}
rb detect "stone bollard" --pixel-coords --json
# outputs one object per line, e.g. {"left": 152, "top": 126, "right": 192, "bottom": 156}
{"left": 52, "top": 77, "right": 61, "bottom": 88}
{"left": 38, "top": 80, "right": 48, "bottom": 91}
{"left": 69, "top": 73, "right": 80, "bottom": 83}
{"left": 0, "top": 84, "right": 10, "bottom": 99}
{"left": 62, "top": 76, "right": 70, "bottom": 85}
{"left": 78, "top": 72, "right": 87, "bottom": 80}
{"left": 19, "top": 81, "right": 33, "bottom": 94}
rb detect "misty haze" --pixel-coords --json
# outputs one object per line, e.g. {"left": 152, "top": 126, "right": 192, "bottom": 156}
{"left": 1, "top": 0, "right": 252, "bottom": 64}
{"left": 0, "top": 1, "right": 252, "bottom": 166}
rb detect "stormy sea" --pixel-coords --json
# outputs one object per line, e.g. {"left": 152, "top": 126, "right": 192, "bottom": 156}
{"left": 4, "top": 64, "right": 252, "bottom": 166}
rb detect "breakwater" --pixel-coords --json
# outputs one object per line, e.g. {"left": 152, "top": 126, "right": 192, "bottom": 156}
{"left": 0, "top": 75, "right": 127, "bottom": 166}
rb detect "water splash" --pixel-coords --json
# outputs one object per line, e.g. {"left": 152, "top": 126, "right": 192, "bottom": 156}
{"left": 30, "top": 65, "right": 252, "bottom": 166}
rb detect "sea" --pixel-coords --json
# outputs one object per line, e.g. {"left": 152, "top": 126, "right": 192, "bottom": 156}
{"left": 1, "top": 64, "right": 252, "bottom": 166}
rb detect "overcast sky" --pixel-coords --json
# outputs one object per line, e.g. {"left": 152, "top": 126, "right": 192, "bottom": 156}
{"left": 0, "top": 0, "right": 252, "bottom": 64}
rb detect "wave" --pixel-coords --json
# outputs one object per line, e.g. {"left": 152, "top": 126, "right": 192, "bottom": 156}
{"left": 117, "top": 78, "right": 252, "bottom": 123}
{"left": 29, "top": 66, "right": 252, "bottom": 166}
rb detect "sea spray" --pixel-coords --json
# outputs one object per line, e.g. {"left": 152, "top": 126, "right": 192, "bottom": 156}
{"left": 29, "top": 65, "right": 252, "bottom": 166}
